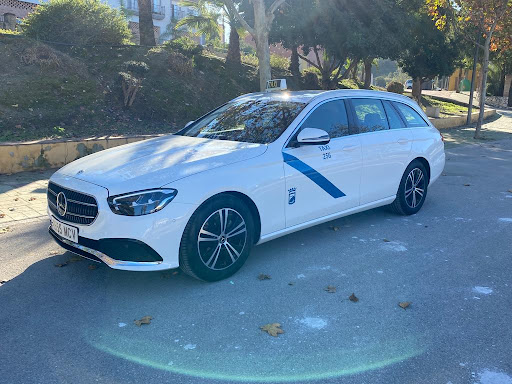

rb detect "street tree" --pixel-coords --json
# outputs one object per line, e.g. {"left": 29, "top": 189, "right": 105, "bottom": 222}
{"left": 138, "top": 0, "right": 156, "bottom": 46}
{"left": 397, "top": 3, "right": 460, "bottom": 105}
{"left": 174, "top": 1, "right": 222, "bottom": 43}
{"left": 427, "top": 0, "right": 512, "bottom": 138}
{"left": 222, "top": 0, "right": 287, "bottom": 91}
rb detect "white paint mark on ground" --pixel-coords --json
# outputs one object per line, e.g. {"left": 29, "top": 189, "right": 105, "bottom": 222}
{"left": 473, "top": 286, "right": 493, "bottom": 295}
{"left": 184, "top": 344, "right": 196, "bottom": 350}
{"left": 499, "top": 218, "right": 512, "bottom": 223}
{"left": 297, "top": 274, "right": 306, "bottom": 279}
{"left": 478, "top": 369, "right": 512, "bottom": 384}
{"left": 381, "top": 241, "right": 408, "bottom": 252}
{"left": 298, "top": 317, "right": 327, "bottom": 330}
{"left": 239, "top": 312, "right": 245, "bottom": 315}
{"left": 118, "top": 322, "right": 127, "bottom": 327}
{"left": 377, "top": 270, "right": 384, "bottom": 274}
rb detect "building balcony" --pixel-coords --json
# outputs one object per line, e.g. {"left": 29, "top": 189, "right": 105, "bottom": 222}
{"left": 127, "top": 1, "right": 166, "bottom": 20}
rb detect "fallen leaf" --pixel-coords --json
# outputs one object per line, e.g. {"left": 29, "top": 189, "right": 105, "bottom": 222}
{"left": 172, "top": 271, "right": 179, "bottom": 275}
{"left": 134, "top": 316, "right": 152, "bottom": 327}
{"left": 28, "top": 197, "right": 36, "bottom": 201}
{"left": 0, "top": 214, "right": 5, "bottom": 218}
{"left": 54, "top": 263, "right": 68, "bottom": 267}
{"left": 11, "top": 104, "right": 18, "bottom": 108}
{"left": 508, "top": 189, "right": 512, "bottom": 193}
{"left": 349, "top": 293, "right": 359, "bottom": 302}
{"left": 324, "top": 285, "right": 337, "bottom": 293}
{"left": 258, "top": 274, "right": 271, "bottom": 280}
{"left": 383, "top": 239, "right": 391, "bottom": 243}
{"left": 260, "top": 323, "right": 284, "bottom": 337}
{"left": 0, "top": 227, "right": 11, "bottom": 235}
{"left": 329, "top": 225, "right": 340, "bottom": 231}
{"left": 399, "top": 302, "right": 411, "bottom": 309}
{"left": 464, "top": 184, "right": 471, "bottom": 187}
{"left": 288, "top": 282, "right": 295, "bottom": 286}
{"left": 49, "top": 251, "right": 59, "bottom": 256}
{"left": 9, "top": 208, "right": 15, "bottom": 211}
{"left": 14, "top": 198, "right": 19, "bottom": 201}
{"left": 88, "top": 264, "right": 98, "bottom": 270}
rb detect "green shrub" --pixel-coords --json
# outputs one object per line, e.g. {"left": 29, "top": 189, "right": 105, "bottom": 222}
{"left": 241, "top": 53, "right": 259, "bottom": 67}
{"left": 375, "top": 76, "right": 387, "bottom": 88}
{"left": 165, "top": 37, "right": 203, "bottom": 57}
{"left": 303, "top": 71, "right": 320, "bottom": 89}
{"left": 122, "top": 60, "right": 149, "bottom": 76}
{"left": 387, "top": 81, "right": 404, "bottom": 94}
{"left": 270, "top": 54, "right": 290, "bottom": 71}
{"left": 22, "top": 0, "right": 131, "bottom": 46}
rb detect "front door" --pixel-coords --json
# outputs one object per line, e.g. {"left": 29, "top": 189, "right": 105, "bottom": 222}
{"left": 283, "top": 99, "right": 362, "bottom": 228}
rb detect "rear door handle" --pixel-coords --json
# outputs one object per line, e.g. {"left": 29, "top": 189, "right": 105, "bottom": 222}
{"left": 342, "top": 145, "right": 358, "bottom": 152}
{"left": 397, "top": 139, "right": 409, "bottom": 144}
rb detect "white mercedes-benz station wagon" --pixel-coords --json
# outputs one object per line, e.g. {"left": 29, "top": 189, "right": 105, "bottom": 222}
{"left": 48, "top": 80, "right": 445, "bottom": 281}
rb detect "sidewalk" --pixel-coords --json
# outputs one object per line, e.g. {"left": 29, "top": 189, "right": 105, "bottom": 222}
{"left": 0, "top": 169, "right": 54, "bottom": 225}
{"left": 422, "top": 90, "right": 480, "bottom": 107}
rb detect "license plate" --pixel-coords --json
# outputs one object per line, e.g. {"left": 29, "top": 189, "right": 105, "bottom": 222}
{"left": 50, "top": 216, "right": 78, "bottom": 243}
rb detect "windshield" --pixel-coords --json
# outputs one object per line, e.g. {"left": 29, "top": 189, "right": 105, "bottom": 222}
{"left": 177, "top": 97, "right": 306, "bottom": 144}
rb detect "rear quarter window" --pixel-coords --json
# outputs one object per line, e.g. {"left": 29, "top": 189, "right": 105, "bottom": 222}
{"left": 393, "top": 102, "right": 429, "bottom": 128}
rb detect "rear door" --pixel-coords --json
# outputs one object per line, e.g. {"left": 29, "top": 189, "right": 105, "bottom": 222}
{"left": 283, "top": 99, "right": 362, "bottom": 228}
{"left": 350, "top": 98, "right": 412, "bottom": 205}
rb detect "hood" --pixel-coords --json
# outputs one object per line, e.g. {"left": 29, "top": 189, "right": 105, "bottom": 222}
{"left": 58, "top": 135, "right": 267, "bottom": 196}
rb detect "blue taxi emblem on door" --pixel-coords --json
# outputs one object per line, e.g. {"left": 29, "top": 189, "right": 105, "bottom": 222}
{"left": 283, "top": 152, "right": 345, "bottom": 199}
{"left": 288, "top": 188, "right": 296, "bottom": 205}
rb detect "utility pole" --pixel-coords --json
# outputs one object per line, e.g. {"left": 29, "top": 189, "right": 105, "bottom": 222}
{"left": 467, "top": 42, "right": 480, "bottom": 126}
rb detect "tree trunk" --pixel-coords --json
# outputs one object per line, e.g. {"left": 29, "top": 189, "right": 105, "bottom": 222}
{"left": 475, "top": 42, "right": 491, "bottom": 139}
{"left": 253, "top": 0, "right": 271, "bottom": 91}
{"left": 138, "top": 0, "right": 156, "bottom": 46}
{"left": 226, "top": 26, "right": 241, "bottom": 66}
{"left": 412, "top": 77, "right": 422, "bottom": 106}
{"left": 363, "top": 58, "right": 372, "bottom": 89}
{"left": 290, "top": 45, "right": 300, "bottom": 80}
{"left": 467, "top": 43, "right": 479, "bottom": 125}
{"left": 508, "top": 78, "right": 512, "bottom": 108}
{"left": 320, "top": 69, "right": 332, "bottom": 90}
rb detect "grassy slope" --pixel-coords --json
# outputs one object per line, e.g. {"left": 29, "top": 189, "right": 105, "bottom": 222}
{"left": 0, "top": 35, "right": 260, "bottom": 142}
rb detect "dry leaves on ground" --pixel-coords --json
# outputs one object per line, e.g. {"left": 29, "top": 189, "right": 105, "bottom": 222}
{"left": 8, "top": 208, "right": 15, "bottom": 211}
{"left": 88, "top": 264, "right": 98, "bottom": 270}
{"left": 349, "top": 293, "right": 359, "bottom": 302}
{"left": 260, "top": 323, "right": 284, "bottom": 337}
{"left": 288, "top": 282, "right": 295, "bottom": 286}
{"left": 29, "top": 197, "right": 36, "bottom": 201}
{"left": 258, "top": 274, "right": 271, "bottom": 280}
{"left": 54, "top": 263, "right": 68, "bottom": 267}
{"left": 14, "top": 198, "right": 19, "bottom": 201}
{"left": 0, "top": 213, "right": 5, "bottom": 218}
{"left": 464, "top": 184, "right": 471, "bottom": 187}
{"left": 49, "top": 251, "right": 59, "bottom": 256}
{"left": 383, "top": 239, "right": 391, "bottom": 243}
{"left": 399, "top": 302, "right": 411, "bottom": 309}
{"left": 324, "top": 285, "right": 336, "bottom": 293}
{"left": 329, "top": 225, "right": 340, "bottom": 231}
{"left": 134, "top": 316, "right": 152, "bottom": 327}
{"left": 0, "top": 227, "right": 12, "bottom": 235}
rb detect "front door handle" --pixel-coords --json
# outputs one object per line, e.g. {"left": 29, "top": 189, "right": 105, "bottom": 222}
{"left": 342, "top": 145, "right": 358, "bottom": 152}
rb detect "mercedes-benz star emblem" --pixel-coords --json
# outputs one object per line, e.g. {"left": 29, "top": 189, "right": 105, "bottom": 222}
{"left": 56, "top": 192, "right": 67, "bottom": 217}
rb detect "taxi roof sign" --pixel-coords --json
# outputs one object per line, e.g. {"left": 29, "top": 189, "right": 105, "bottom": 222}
{"left": 266, "top": 79, "right": 287, "bottom": 92}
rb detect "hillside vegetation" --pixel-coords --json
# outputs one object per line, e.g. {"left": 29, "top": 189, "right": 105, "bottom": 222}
{"left": 0, "top": 35, "right": 260, "bottom": 142}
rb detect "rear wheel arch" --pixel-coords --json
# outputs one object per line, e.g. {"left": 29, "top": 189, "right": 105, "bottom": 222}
{"left": 412, "top": 157, "right": 431, "bottom": 184}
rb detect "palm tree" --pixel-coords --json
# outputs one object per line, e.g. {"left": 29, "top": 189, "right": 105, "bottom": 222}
{"left": 175, "top": 0, "right": 241, "bottom": 66}
{"left": 175, "top": 1, "right": 222, "bottom": 43}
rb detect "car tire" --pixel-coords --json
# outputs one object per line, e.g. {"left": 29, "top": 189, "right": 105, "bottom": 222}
{"left": 390, "top": 160, "right": 429, "bottom": 215}
{"left": 179, "top": 195, "right": 254, "bottom": 282}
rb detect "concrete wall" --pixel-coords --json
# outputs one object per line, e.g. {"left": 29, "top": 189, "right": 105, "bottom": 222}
{"left": 0, "top": 135, "right": 159, "bottom": 174}
{"left": 429, "top": 109, "right": 496, "bottom": 130}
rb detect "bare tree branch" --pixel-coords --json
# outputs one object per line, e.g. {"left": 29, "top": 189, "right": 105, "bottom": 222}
{"left": 267, "top": 0, "right": 286, "bottom": 18}
{"left": 222, "top": 0, "right": 255, "bottom": 36}
{"left": 297, "top": 53, "right": 321, "bottom": 70}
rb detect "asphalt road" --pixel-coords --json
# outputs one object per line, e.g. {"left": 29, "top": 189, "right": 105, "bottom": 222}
{"left": 1, "top": 139, "right": 512, "bottom": 384}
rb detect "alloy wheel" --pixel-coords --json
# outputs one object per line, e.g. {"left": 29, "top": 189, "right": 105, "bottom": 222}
{"left": 404, "top": 168, "right": 425, "bottom": 209}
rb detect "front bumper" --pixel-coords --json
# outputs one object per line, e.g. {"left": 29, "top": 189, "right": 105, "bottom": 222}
{"left": 47, "top": 173, "right": 198, "bottom": 271}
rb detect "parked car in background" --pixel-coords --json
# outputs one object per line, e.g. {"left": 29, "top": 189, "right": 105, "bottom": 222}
{"left": 405, "top": 79, "right": 413, "bottom": 90}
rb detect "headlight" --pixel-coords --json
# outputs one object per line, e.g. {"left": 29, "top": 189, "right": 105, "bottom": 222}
{"left": 107, "top": 189, "right": 177, "bottom": 216}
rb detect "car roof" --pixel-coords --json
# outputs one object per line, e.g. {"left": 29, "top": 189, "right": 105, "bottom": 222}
{"left": 234, "top": 89, "right": 416, "bottom": 106}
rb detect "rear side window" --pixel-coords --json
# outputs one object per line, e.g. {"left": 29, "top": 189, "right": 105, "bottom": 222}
{"left": 393, "top": 102, "right": 429, "bottom": 128}
{"left": 301, "top": 99, "right": 350, "bottom": 139}
{"left": 383, "top": 100, "right": 406, "bottom": 129}
{"left": 351, "top": 99, "right": 389, "bottom": 133}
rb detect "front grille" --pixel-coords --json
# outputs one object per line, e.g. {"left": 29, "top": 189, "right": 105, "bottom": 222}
{"left": 47, "top": 182, "right": 98, "bottom": 225}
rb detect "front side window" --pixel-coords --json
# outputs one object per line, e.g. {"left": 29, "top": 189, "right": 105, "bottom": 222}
{"left": 352, "top": 99, "right": 390, "bottom": 133}
{"left": 300, "top": 100, "right": 351, "bottom": 139}
{"left": 178, "top": 98, "right": 305, "bottom": 144}
{"left": 393, "top": 102, "right": 428, "bottom": 128}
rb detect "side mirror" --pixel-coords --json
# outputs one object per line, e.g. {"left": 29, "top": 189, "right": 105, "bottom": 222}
{"left": 184, "top": 121, "right": 195, "bottom": 128}
{"left": 297, "top": 128, "right": 330, "bottom": 145}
